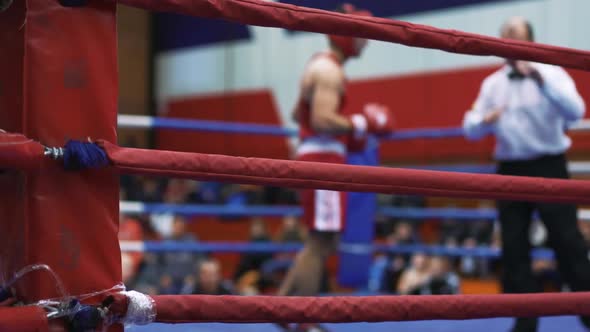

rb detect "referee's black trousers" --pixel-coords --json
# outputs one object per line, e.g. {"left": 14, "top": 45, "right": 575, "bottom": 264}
{"left": 497, "top": 153, "right": 590, "bottom": 332}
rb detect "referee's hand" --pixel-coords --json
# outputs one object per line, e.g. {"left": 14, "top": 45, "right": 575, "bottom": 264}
{"left": 514, "top": 61, "right": 544, "bottom": 86}
{"left": 483, "top": 107, "right": 504, "bottom": 124}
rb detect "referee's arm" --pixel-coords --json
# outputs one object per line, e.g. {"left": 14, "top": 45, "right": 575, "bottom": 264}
{"left": 538, "top": 65, "right": 585, "bottom": 121}
{"left": 463, "top": 79, "right": 495, "bottom": 140}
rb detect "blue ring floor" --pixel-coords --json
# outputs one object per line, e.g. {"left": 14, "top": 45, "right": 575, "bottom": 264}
{"left": 128, "top": 316, "right": 587, "bottom": 332}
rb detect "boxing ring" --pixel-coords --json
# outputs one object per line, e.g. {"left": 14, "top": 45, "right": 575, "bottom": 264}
{"left": 1, "top": 0, "right": 590, "bottom": 331}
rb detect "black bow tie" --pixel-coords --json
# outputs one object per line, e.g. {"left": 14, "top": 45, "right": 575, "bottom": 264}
{"left": 508, "top": 70, "right": 526, "bottom": 80}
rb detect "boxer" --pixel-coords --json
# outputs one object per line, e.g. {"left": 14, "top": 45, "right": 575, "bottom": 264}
{"left": 278, "top": 4, "right": 395, "bottom": 331}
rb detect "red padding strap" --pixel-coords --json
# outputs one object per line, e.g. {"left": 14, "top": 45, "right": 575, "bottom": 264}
{"left": 118, "top": 0, "right": 590, "bottom": 71}
{"left": 0, "top": 133, "right": 45, "bottom": 171}
{"left": 0, "top": 306, "right": 48, "bottom": 332}
{"left": 100, "top": 141, "right": 590, "bottom": 204}
{"left": 151, "top": 292, "right": 590, "bottom": 323}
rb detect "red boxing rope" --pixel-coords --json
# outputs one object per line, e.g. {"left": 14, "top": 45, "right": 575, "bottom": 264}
{"left": 0, "top": 133, "right": 44, "bottom": 171}
{"left": 118, "top": 0, "right": 590, "bottom": 71}
{"left": 149, "top": 292, "right": 590, "bottom": 323}
{"left": 100, "top": 141, "right": 590, "bottom": 204}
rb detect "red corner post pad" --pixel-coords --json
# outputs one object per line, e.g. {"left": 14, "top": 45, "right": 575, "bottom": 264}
{"left": 0, "top": 306, "right": 48, "bottom": 332}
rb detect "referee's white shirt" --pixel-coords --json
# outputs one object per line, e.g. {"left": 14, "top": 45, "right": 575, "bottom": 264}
{"left": 463, "top": 63, "right": 585, "bottom": 161}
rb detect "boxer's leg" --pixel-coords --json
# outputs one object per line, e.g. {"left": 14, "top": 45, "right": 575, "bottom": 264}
{"left": 279, "top": 232, "right": 338, "bottom": 296}
{"left": 278, "top": 188, "right": 342, "bottom": 296}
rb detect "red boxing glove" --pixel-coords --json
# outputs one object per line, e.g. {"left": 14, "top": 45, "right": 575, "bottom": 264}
{"left": 348, "top": 103, "right": 395, "bottom": 139}
{"left": 363, "top": 103, "right": 395, "bottom": 134}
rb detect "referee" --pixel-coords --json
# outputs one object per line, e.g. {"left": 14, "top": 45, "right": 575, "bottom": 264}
{"left": 463, "top": 16, "right": 590, "bottom": 332}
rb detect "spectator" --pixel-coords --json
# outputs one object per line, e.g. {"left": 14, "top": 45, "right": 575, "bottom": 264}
{"left": 133, "top": 253, "right": 161, "bottom": 294}
{"left": 530, "top": 219, "right": 560, "bottom": 291}
{"left": 531, "top": 256, "right": 560, "bottom": 292}
{"left": 120, "top": 175, "right": 136, "bottom": 199}
{"left": 121, "top": 253, "right": 135, "bottom": 287}
{"left": 150, "top": 180, "right": 192, "bottom": 238}
{"left": 180, "top": 275, "right": 197, "bottom": 295}
{"left": 118, "top": 214, "right": 144, "bottom": 286}
{"left": 134, "top": 284, "right": 158, "bottom": 297}
{"left": 161, "top": 216, "right": 203, "bottom": 288}
{"left": 119, "top": 214, "right": 144, "bottom": 241}
{"left": 441, "top": 202, "right": 494, "bottom": 254}
{"left": 440, "top": 217, "right": 465, "bottom": 248}
{"left": 459, "top": 237, "right": 478, "bottom": 276}
{"left": 378, "top": 222, "right": 417, "bottom": 293}
{"left": 379, "top": 255, "right": 406, "bottom": 294}
{"left": 193, "top": 259, "right": 233, "bottom": 295}
{"left": 391, "top": 195, "right": 425, "bottom": 210}
{"left": 224, "top": 184, "right": 266, "bottom": 206}
{"left": 166, "top": 179, "right": 192, "bottom": 203}
{"left": 234, "top": 219, "right": 273, "bottom": 285}
{"left": 378, "top": 195, "right": 425, "bottom": 237}
{"left": 387, "top": 221, "right": 416, "bottom": 264}
{"left": 578, "top": 219, "right": 590, "bottom": 247}
{"left": 262, "top": 187, "right": 298, "bottom": 205}
{"left": 424, "top": 256, "right": 460, "bottom": 295}
{"left": 367, "top": 255, "right": 387, "bottom": 293}
{"left": 459, "top": 215, "right": 496, "bottom": 277}
{"left": 471, "top": 201, "right": 496, "bottom": 245}
{"left": 389, "top": 221, "right": 415, "bottom": 245}
{"left": 158, "top": 274, "right": 177, "bottom": 294}
{"left": 187, "top": 181, "right": 222, "bottom": 204}
{"left": 136, "top": 177, "right": 164, "bottom": 203}
{"left": 397, "top": 253, "right": 431, "bottom": 295}
{"left": 119, "top": 187, "right": 129, "bottom": 202}
{"left": 490, "top": 222, "right": 502, "bottom": 249}
{"left": 262, "top": 187, "right": 283, "bottom": 205}
{"left": 277, "top": 215, "right": 307, "bottom": 243}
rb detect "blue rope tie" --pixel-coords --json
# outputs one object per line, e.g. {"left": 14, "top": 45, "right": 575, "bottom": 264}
{"left": 63, "top": 140, "right": 109, "bottom": 171}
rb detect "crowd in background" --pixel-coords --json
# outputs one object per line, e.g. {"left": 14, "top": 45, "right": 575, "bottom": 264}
{"left": 119, "top": 175, "right": 306, "bottom": 296}
{"left": 119, "top": 175, "right": 590, "bottom": 297}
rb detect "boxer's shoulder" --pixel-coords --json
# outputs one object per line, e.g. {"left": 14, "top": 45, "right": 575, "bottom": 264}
{"left": 307, "top": 56, "right": 342, "bottom": 76}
